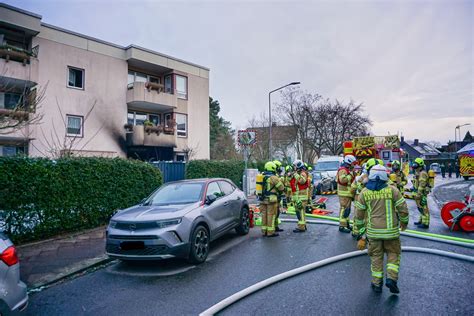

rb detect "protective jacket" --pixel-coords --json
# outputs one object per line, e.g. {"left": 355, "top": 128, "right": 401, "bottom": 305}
{"left": 354, "top": 183, "right": 409, "bottom": 240}
{"left": 290, "top": 171, "right": 309, "bottom": 201}
{"left": 261, "top": 173, "right": 285, "bottom": 204}
{"left": 391, "top": 171, "right": 407, "bottom": 192}
{"left": 413, "top": 170, "right": 430, "bottom": 197}
{"left": 337, "top": 165, "right": 354, "bottom": 198}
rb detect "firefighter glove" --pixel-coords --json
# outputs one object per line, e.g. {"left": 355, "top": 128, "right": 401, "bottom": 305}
{"left": 357, "top": 237, "right": 367, "bottom": 250}
{"left": 400, "top": 222, "right": 408, "bottom": 231}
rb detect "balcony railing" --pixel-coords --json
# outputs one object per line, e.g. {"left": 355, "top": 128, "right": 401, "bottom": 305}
{"left": 126, "top": 81, "right": 177, "bottom": 110}
{"left": 125, "top": 124, "right": 177, "bottom": 148}
{"left": 0, "top": 44, "right": 38, "bottom": 65}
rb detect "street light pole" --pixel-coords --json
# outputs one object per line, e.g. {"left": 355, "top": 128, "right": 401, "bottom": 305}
{"left": 454, "top": 123, "right": 471, "bottom": 152}
{"left": 268, "top": 81, "right": 300, "bottom": 160}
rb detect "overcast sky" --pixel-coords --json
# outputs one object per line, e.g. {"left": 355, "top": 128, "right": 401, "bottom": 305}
{"left": 8, "top": 0, "right": 473, "bottom": 144}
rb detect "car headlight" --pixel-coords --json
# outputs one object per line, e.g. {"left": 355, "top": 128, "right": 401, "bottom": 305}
{"left": 109, "top": 220, "right": 117, "bottom": 229}
{"left": 156, "top": 218, "right": 182, "bottom": 229}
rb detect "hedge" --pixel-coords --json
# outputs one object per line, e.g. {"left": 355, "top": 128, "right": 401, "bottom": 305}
{"left": 0, "top": 157, "right": 162, "bottom": 243}
{"left": 185, "top": 160, "right": 268, "bottom": 188}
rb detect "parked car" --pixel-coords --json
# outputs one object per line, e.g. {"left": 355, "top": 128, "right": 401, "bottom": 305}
{"left": 313, "top": 156, "right": 343, "bottom": 180}
{"left": 106, "top": 178, "right": 250, "bottom": 264}
{"left": 430, "top": 163, "right": 441, "bottom": 174}
{"left": 311, "top": 172, "right": 336, "bottom": 199}
{"left": 0, "top": 232, "right": 28, "bottom": 315}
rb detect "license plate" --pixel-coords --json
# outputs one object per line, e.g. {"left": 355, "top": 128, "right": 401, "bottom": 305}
{"left": 120, "top": 241, "right": 145, "bottom": 250}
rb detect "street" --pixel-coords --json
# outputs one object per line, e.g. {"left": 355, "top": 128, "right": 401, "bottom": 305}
{"left": 26, "top": 179, "right": 473, "bottom": 316}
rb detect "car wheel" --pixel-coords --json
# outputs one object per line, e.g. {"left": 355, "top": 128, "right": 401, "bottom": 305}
{"left": 235, "top": 207, "right": 250, "bottom": 235}
{"left": 188, "top": 225, "right": 210, "bottom": 264}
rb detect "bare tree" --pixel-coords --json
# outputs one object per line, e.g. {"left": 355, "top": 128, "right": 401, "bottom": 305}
{"left": 38, "top": 99, "right": 104, "bottom": 158}
{"left": 0, "top": 77, "right": 46, "bottom": 134}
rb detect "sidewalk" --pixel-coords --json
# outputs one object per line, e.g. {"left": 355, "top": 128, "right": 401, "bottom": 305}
{"left": 17, "top": 226, "right": 110, "bottom": 289}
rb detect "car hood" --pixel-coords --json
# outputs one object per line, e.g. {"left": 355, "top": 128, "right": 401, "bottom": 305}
{"left": 112, "top": 202, "right": 200, "bottom": 222}
{"left": 319, "top": 170, "right": 337, "bottom": 179}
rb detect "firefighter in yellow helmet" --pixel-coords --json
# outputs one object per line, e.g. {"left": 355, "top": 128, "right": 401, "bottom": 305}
{"left": 337, "top": 155, "right": 357, "bottom": 233}
{"left": 354, "top": 164, "right": 409, "bottom": 294}
{"left": 284, "top": 165, "right": 294, "bottom": 212}
{"left": 290, "top": 159, "right": 310, "bottom": 232}
{"left": 389, "top": 160, "right": 407, "bottom": 193}
{"left": 272, "top": 160, "right": 284, "bottom": 232}
{"left": 412, "top": 158, "right": 430, "bottom": 229}
{"left": 305, "top": 163, "right": 314, "bottom": 212}
{"left": 260, "top": 161, "right": 285, "bottom": 237}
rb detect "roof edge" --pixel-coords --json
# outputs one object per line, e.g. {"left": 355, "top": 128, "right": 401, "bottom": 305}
{"left": 0, "top": 2, "right": 42, "bottom": 19}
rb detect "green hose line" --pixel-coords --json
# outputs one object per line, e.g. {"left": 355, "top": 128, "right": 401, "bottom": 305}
{"left": 285, "top": 211, "right": 474, "bottom": 244}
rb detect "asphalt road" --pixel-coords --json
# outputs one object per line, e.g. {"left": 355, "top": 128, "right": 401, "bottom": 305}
{"left": 27, "top": 221, "right": 473, "bottom": 315}
{"left": 26, "top": 176, "right": 473, "bottom": 315}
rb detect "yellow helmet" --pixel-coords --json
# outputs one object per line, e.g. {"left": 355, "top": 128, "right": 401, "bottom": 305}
{"left": 389, "top": 173, "right": 397, "bottom": 182}
{"left": 413, "top": 158, "right": 425, "bottom": 169}
{"left": 264, "top": 161, "right": 277, "bottom": 173}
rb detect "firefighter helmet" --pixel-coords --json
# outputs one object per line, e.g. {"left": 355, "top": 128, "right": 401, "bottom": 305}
{"left": 273, "top": 160, "right": 282, "bottom": 172}
{"left": 412, "top": 158, "right": 425, "bottom": 169}
{"left": 392, "top": 160, "right": 401, "bottom": 171}
{"left": 368, "top": 164, "right": 388, "bottom": 181}
{"left": 264, "top": 161, "right": 277, "bottom": 173}
{"left": 343, "top": 155, "right": 356, "bottom": 165}
{"left": 293, "top": 159, "right": 304, "bottom": 170}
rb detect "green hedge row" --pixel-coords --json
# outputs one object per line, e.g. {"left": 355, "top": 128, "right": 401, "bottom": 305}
{"left": 0, "top": 157, "right": 162, "bottom": 243}
{"left": 185, "top": 160, "right": 269, "bottom": 188}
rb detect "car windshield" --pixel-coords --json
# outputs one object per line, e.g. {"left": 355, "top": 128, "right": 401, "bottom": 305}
{"left": 314, "top": 161, "right": 340, "bottom": 171}
{"left": 146, "top": 182, "right": 204, "bottom": 206}
{"left": 312, "top": 172, "right": 322, "bottom": 180}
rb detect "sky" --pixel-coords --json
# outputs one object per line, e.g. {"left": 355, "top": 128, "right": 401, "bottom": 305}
{"left": 6, "top": 0, "right": 473, "bottom": 144}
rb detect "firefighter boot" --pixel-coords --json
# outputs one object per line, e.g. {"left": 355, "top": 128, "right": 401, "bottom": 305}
{"left": 385, "top": 278, "right": 400, "bottom": 294}
{"left": 371, "top": 283, "right": 382, "bottom": 293}
{"left": 339, "top": 226, "right": 351, "bottom": 233}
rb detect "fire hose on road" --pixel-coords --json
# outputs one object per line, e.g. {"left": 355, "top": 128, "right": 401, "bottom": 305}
{"left": 200, "top": 220, "right": 474, "bottom": 316}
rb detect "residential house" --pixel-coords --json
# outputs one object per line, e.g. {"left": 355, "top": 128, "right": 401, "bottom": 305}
{"left": 0, "top": 3, "right": 210, "bottom": 161}
{"left": 400, "top": 137, "right": 441, "bottom": 161}
{"left": 248, "top": 123, "right": 298, "bottom": 163}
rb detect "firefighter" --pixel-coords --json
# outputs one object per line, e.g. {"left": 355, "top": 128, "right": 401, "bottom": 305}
{"left": 284, "top": 165, "right": 294, "bottom": 211}
{"left": 260, "top": 161, "right": 285, "bottom": 237}
{"left": 412, "top": 158, "right": 430, "bottom": 229}
{"left": 390, "top": 160, "right": 407, "bottom": 193}
{"left": 305, "top": 163, "right": 315, "bottom": 213}
{"left": 290, "top": 159, "right": 310, "bottom": 233}
{"left": 337, "top": 155, "right": 357, "bottom": 233}
{"left": 350, "top": 164, "right": 367, "bottom": 237}
{"left": 354, "top": 164, "right": 409, "bottom": 294}
{"left": 273, "top": 160, "right": 284, "bottom": 232}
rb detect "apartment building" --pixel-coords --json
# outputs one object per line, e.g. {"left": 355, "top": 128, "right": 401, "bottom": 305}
{"left": 0, "top": 3, "right": 210, "bottom": 161}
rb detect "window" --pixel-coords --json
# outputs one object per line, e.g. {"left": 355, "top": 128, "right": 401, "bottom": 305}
{"left": 149, "top": 76, "right": 160, "bottom": 84}
{"left": 66, "top": 115, "right": 83, "bottom": 137}
{"left": 176, "top": 75, "right": 188, "bottom": 99}
{"left": 68, "top": 67, "right": 84, "bottom": 89}
{"left": 127, "top": 71, "right": 135, "bottom": 86}
{"left": 127, "top": 112, "right": 135, "bottom": 125}
{"left": 164, "top": 74, "right": 173, "bottom": 94}
{"left": 135, "top": 113, "right": 147, "bottom": 126}
{"left": 0, "top": 145, "right": 28, "bottom": 157}
{"left": 164, "top": 113, "right": 173, "bottom": 127}
{"left": 128, "top": 71, "right": 161, "bottom": 88}
{"left": 176, "top": 113, "right": 187, "bottom": 137}
{"left": 0, "top": 92, "right": 22, "bottom": 109}
{"left": 206, "top": 182, "right": 222, "bottom": 198}
{"left": 176, "top": 154, "right": 186, "bottom": 162}
{"left": 219, "top": 181, "right": 235, "bottom": 196}
{"left": 149, "top": 114, "right": 161, "bottom": 126}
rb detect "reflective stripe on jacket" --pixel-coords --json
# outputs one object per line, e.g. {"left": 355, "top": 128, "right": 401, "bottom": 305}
{"left": 354, "top": 186, "right": 409, "bottom": 240}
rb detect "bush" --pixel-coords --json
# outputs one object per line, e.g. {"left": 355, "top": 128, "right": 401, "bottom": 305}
{"left": 0, "top": 157, "right": 162, "bottom": 243}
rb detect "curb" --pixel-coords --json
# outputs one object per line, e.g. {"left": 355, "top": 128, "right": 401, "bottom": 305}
{"left": 27, "top": 255, "right": 114, "bottom": 294}
{"left": 17, "top": 226, "right": 107, "bottom": 249}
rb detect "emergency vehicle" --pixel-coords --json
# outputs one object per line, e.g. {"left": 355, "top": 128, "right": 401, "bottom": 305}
{"left": 343, "top": 135, "right": 403, "bottom": 166}
{"left": 457, "top": 143, "right": 474, "bottom": 180}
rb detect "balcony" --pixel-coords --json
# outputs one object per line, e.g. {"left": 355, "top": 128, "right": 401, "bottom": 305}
{"left": 0, "top": 46, "right": 39, "bottom": 87}
{"left": 125, "top": 124, "right": 177, "bottom": 148}
{"left": 126, "top": 81, "right": 177, "bottom": 112}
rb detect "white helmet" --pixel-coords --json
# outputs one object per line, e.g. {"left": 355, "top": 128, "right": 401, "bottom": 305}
{"left": 293, "top": 159, "right": 304, "bottom": 170}
{"left": 368, "top": 164, "right": 388, "bottom": 181}
{"left": 343, "top": 155, "right": 356, "bottom": 165}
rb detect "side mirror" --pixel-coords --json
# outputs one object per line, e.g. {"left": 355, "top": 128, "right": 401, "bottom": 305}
{"left": 205, "top": 194, "right": 217, "bottom": 205}
{"left": 140, "top": 198, "right": 147, "bottom": 205}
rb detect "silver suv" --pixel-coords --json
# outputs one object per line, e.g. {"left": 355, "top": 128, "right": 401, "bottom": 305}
{"left": 106, "top": 178, "right": 250, "bottom": 264}
{"left": 0, "top": 232, "right": 28, "bottom": 314}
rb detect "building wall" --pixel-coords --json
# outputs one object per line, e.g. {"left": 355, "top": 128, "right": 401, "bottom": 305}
{"left": 30, "top": 37, "right": 128, "bottom": 157}
{"left": 186, "top": 73, "right": 209, "bottom": 159}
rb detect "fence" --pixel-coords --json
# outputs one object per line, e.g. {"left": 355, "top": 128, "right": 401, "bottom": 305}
{"left": 151, "top": 161, "right": 186, "bottom": 183}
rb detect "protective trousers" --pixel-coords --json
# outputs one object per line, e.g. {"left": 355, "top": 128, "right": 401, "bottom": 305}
{"left": 338, "top": 196, "right": 352, "bottom": 228}
{"left": 368, "top": 238, "right": 401, "bottom": 286}
{"left": 294, "top": 200, "right": 307, "bottom": 230}
{"left": 274, "top": 201, "right": 281, "bottom": 228}
{"left": 352, "top": 195, "right": 360, "bottom": 235}
{"left": 260, "top": 202, "right": 278, "bottom": 236}
{"left": 415, "top": 195, "right": 430, "bottom": 226}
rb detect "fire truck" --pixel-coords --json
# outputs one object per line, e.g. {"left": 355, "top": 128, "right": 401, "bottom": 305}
{"left": 343, "top": 135, "right": 404, "bottom": 167}
{"left": 457, "top": 143, "right": 474, "bottom": 180}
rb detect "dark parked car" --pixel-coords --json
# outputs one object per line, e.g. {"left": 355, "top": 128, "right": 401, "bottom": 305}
{"left": 0, "top": 232, "right": 28, "bottom": 314}
{"left": 106, "top": 178, "right": 250, "bottom": 264}
{"left": 312, "top": 171, "right": 336, "bottom": 198}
